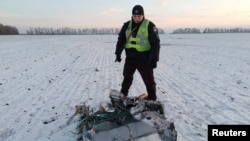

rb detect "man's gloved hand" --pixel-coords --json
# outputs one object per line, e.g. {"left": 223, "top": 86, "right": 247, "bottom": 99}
{"left": 151, "top": 60, "right": 157, "bottom": 68}
{"left": 115, "top": 54, "right": 121, "bottom": 62}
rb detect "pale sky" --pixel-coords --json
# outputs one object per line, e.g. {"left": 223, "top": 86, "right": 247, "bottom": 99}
{"left": 1, "top": 0, "right": 250, "bottom": 33}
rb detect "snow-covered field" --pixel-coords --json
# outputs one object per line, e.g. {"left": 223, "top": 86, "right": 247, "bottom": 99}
{"left": 0, "top": 33, "right": 250, "bottom": 141}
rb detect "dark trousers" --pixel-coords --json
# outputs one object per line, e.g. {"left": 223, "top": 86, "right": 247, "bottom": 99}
{"left": 121, "top": 59, "right": 157, "bottom": 100}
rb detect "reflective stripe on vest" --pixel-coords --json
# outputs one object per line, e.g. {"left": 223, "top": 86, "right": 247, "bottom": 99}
{"left": 125, "top": 19, "right": 151, "bottom": 52}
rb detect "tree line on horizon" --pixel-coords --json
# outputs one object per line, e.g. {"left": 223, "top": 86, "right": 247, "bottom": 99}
{"left": 23, "top": 26, "right": 250, "bottom": 35}
{"left": 172, "top": 27, "right": 250, "bottom": 34}
{"left": 1, "top": 22, "right": 250, "bottom": 35}
{"left": 0, "top": 23, "right": 19, "bottom": 35}
{"left": 26, "top": 27, "right": 165, "bottom": 35}
{"left": 26, "top": 27, "right": 121, "bottom": 35}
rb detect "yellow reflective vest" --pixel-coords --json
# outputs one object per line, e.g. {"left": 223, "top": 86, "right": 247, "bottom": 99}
{"left": 125, "top": 19, "right": 151, "bottom": 52}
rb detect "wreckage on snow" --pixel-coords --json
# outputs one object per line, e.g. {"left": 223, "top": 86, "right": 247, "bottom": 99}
{"left": 68, "top": 89, "right": 177, "bottom": 141}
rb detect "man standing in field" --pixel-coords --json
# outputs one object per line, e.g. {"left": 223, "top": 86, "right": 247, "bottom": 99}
{"left": 115, "top": 5, "right": 160, "bottom": 100}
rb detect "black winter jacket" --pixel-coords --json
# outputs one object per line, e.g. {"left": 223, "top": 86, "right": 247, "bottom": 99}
{"left": 115, "top": 18, "right": 160, "bottom": 62}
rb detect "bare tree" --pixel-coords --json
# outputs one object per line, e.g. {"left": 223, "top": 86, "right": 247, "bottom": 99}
{"left": 0, "top": 23, "right": 19, "bottom": 35}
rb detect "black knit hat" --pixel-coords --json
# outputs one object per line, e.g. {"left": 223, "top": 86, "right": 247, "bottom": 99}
{"left": 132, "top": 5, "right": 144, "bottom": 15}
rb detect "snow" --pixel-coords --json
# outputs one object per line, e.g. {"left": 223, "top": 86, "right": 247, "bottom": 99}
{"left": 0, "top": 34, "right": 250, "bottom": 141}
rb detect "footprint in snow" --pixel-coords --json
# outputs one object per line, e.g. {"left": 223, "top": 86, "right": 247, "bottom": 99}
{"left": 42, "top": 116, "right": 58, "bottom": 124}
{"left": 0, "top": 128, "right": 15, "bottom": 140}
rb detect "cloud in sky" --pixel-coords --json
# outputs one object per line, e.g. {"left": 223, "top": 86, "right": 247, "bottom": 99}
{"left": 99, "top": 8, "right": 125, "bottom": 16}
{"left": 159, "top": 0, "right": 169, "bottom": 7}
{"left": 0, "top": 12, "right": 25, "bottom": 20}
